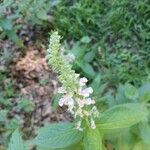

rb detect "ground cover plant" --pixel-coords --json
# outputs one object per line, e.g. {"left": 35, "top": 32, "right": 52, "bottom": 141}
{"left": 0, "top": 0, "right": 150, "bottom": 150}
{"left": 6, "top": 32, "right": 150, "bottom": 150}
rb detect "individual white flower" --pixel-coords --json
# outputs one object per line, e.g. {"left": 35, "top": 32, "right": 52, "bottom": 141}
{"left": 67, "top": 104, "right": 74, "bottom": 114}
{"left": 76, "top": 120, "right": 83, "bottom": 131}
{"left": 91, "top": 106, "right": 99, "bottom": 118}
{"left": 85, "top": 98, "right": 95, "bottom": 105}
{"left": 75, "top": 73, "right": 80, "bottom": 78}
{"left": 58, "top": 94, "right": 74, "bottom": 107}
{"left": 75, "top": 108, "right": 83, "bottom": 118}
{"left": 77, "top": 98, "right": 85, "bottom": 108}
{"left": 79, "top": 77, "right": 88, "bottom": 86}
{"left": 58, "top": 98, "right": 65, "bottom": 107}
{"left": 90, "top": 118, "right": 96, "bottom": 129}
{"left": 58, "top": 87, "right": 66, "bottom": 94}
{"left": 79, "top": 87, "right": 93, "bottom": 97}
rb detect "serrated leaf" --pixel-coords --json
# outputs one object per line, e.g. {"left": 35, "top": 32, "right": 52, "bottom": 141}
{"left": 84, "top": 128, "right": 102, "bottom": 150}
{"left": 34, "top": 122, "right": 83, "bottom": 149}
{"left": 8, "top": 129, "right": 28, "bottom": 150}
{"left": 96, "top": 103, "right": 148, "bottom": 130}
{"left": 125, "top": 83, "right": 139, "bottom": 100}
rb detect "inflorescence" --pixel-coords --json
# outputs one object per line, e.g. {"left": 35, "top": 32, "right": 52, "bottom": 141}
{"left": 47, "top": 31, "right": 99, "bottom": 130}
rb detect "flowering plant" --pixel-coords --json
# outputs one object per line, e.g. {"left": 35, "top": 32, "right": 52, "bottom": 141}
{"left": 7, "top": 32, "right": 149, "bottom": 150}
{"left": 47, "top": 31, "right": 99, "bottom": 131}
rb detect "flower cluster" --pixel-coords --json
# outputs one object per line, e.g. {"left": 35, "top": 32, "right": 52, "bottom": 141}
{"left": 57, "top": 77, "right": 99, "bottom": 130}
{"left": 47, "top": 31, "right": 99, "bottom": 130}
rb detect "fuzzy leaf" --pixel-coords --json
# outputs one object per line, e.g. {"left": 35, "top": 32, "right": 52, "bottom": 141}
{"left": 34, "top": 122, "right": 83, "bottom": 149}
{"left": 96, "top": 103, "right": 148, "bottom": 130}
{"left": 8, "top": 129, "right": 28, "bottom": 150}
{"left": 84, "top": 128, "right": 102, "bottom": 150}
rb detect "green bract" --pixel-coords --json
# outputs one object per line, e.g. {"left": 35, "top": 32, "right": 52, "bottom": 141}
{"left": 47, "top": 31, "right": 79, "bottom": 92}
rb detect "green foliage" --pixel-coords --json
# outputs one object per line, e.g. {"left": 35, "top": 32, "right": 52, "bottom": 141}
{"left": 54, "top": 0, "right": 150, "bottom": 86}
{"left": 124, "top": 83, "right": 139, "bottom": 100}
{"left": 34, "top": 122, "right": 83, "bottom": 149}
{"left": 5, "top": 30, "right": 150, "bottom": 150}
{"left": 8, "top": 129, "right": 28, "bottom": 150}
{"left": 0, "top": 109, "right": 8, "bottom": 122}
{"left": 16, "top": 98, "right": 34, "bottom": 113}
{"left": 0, "top": 0, "right": 52, "bottom": 45}
{"left": 139, "top": 123, "right": 150, "bottom": 145}
{"left": 96, "top": 103, "right": 148, "bottom": 130}
{"left": 84, "top": 128, "right": 102, "bottom": 150}
{"left": 139, "top": 83, "right": 150, "bottom": 102}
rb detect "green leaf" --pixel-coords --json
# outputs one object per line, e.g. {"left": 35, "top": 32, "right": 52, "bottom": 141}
{"left": 91, "top": 74, "right": 101, "bottom": 91}
{"left": 0, "top": 109, "right": 8, "bottom": 122}
{"left": 37, "top": 10, "right": 48, "bottom": 20}
{"left": 84, "top": 51, "right": 95, "bottom": 63}
{"left": 125, "top": 83, "right": 139, "bottom": 100}
{"left": 6, "top": 30, "right": 23, "bottom": 47}
{"left": 8, "top": 129, "right": 28, "bottom": 150}
{"left": 84, "top": 128, "right": 102, "bottom": 150}
{"left": 34, "top": 122, "right": 83, "bottom": 149}
{"left": 80, "top": 36, "right": 91, "bottom": 43}
{"left": 52, "top": 93, "right": 62, "bottom": 110}
{"left": 139, "top": 123, "right": 150, "bottom": 145}
{"left": 133, "top": 141, "right": 149, "bottom": 150}
{"left": 71, "top": 42, "right": 86, "bottom": 58}
{"left": 37, "top": 142, "right": 82, "bottom": 150}
{"left": 139, "top": 83, "right": 150, "bottom": 102}
{"left": 17, "top": 99, "right": 34, "bottom": 113}
{"left": 115, "top": 84, "right": 127, "bottom": 104}
{"left": 77, "top": 61, "right": 96, "bottom": 79}
{"left": 96, "top": 103, "right": 148, "bottom": 130}
{"left": 0, "top": 18, "right": 13, "bottom": 30}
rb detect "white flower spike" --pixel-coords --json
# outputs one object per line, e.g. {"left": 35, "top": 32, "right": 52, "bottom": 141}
{"left": 47, "top": 32, "right": 99, "bottom": 131}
